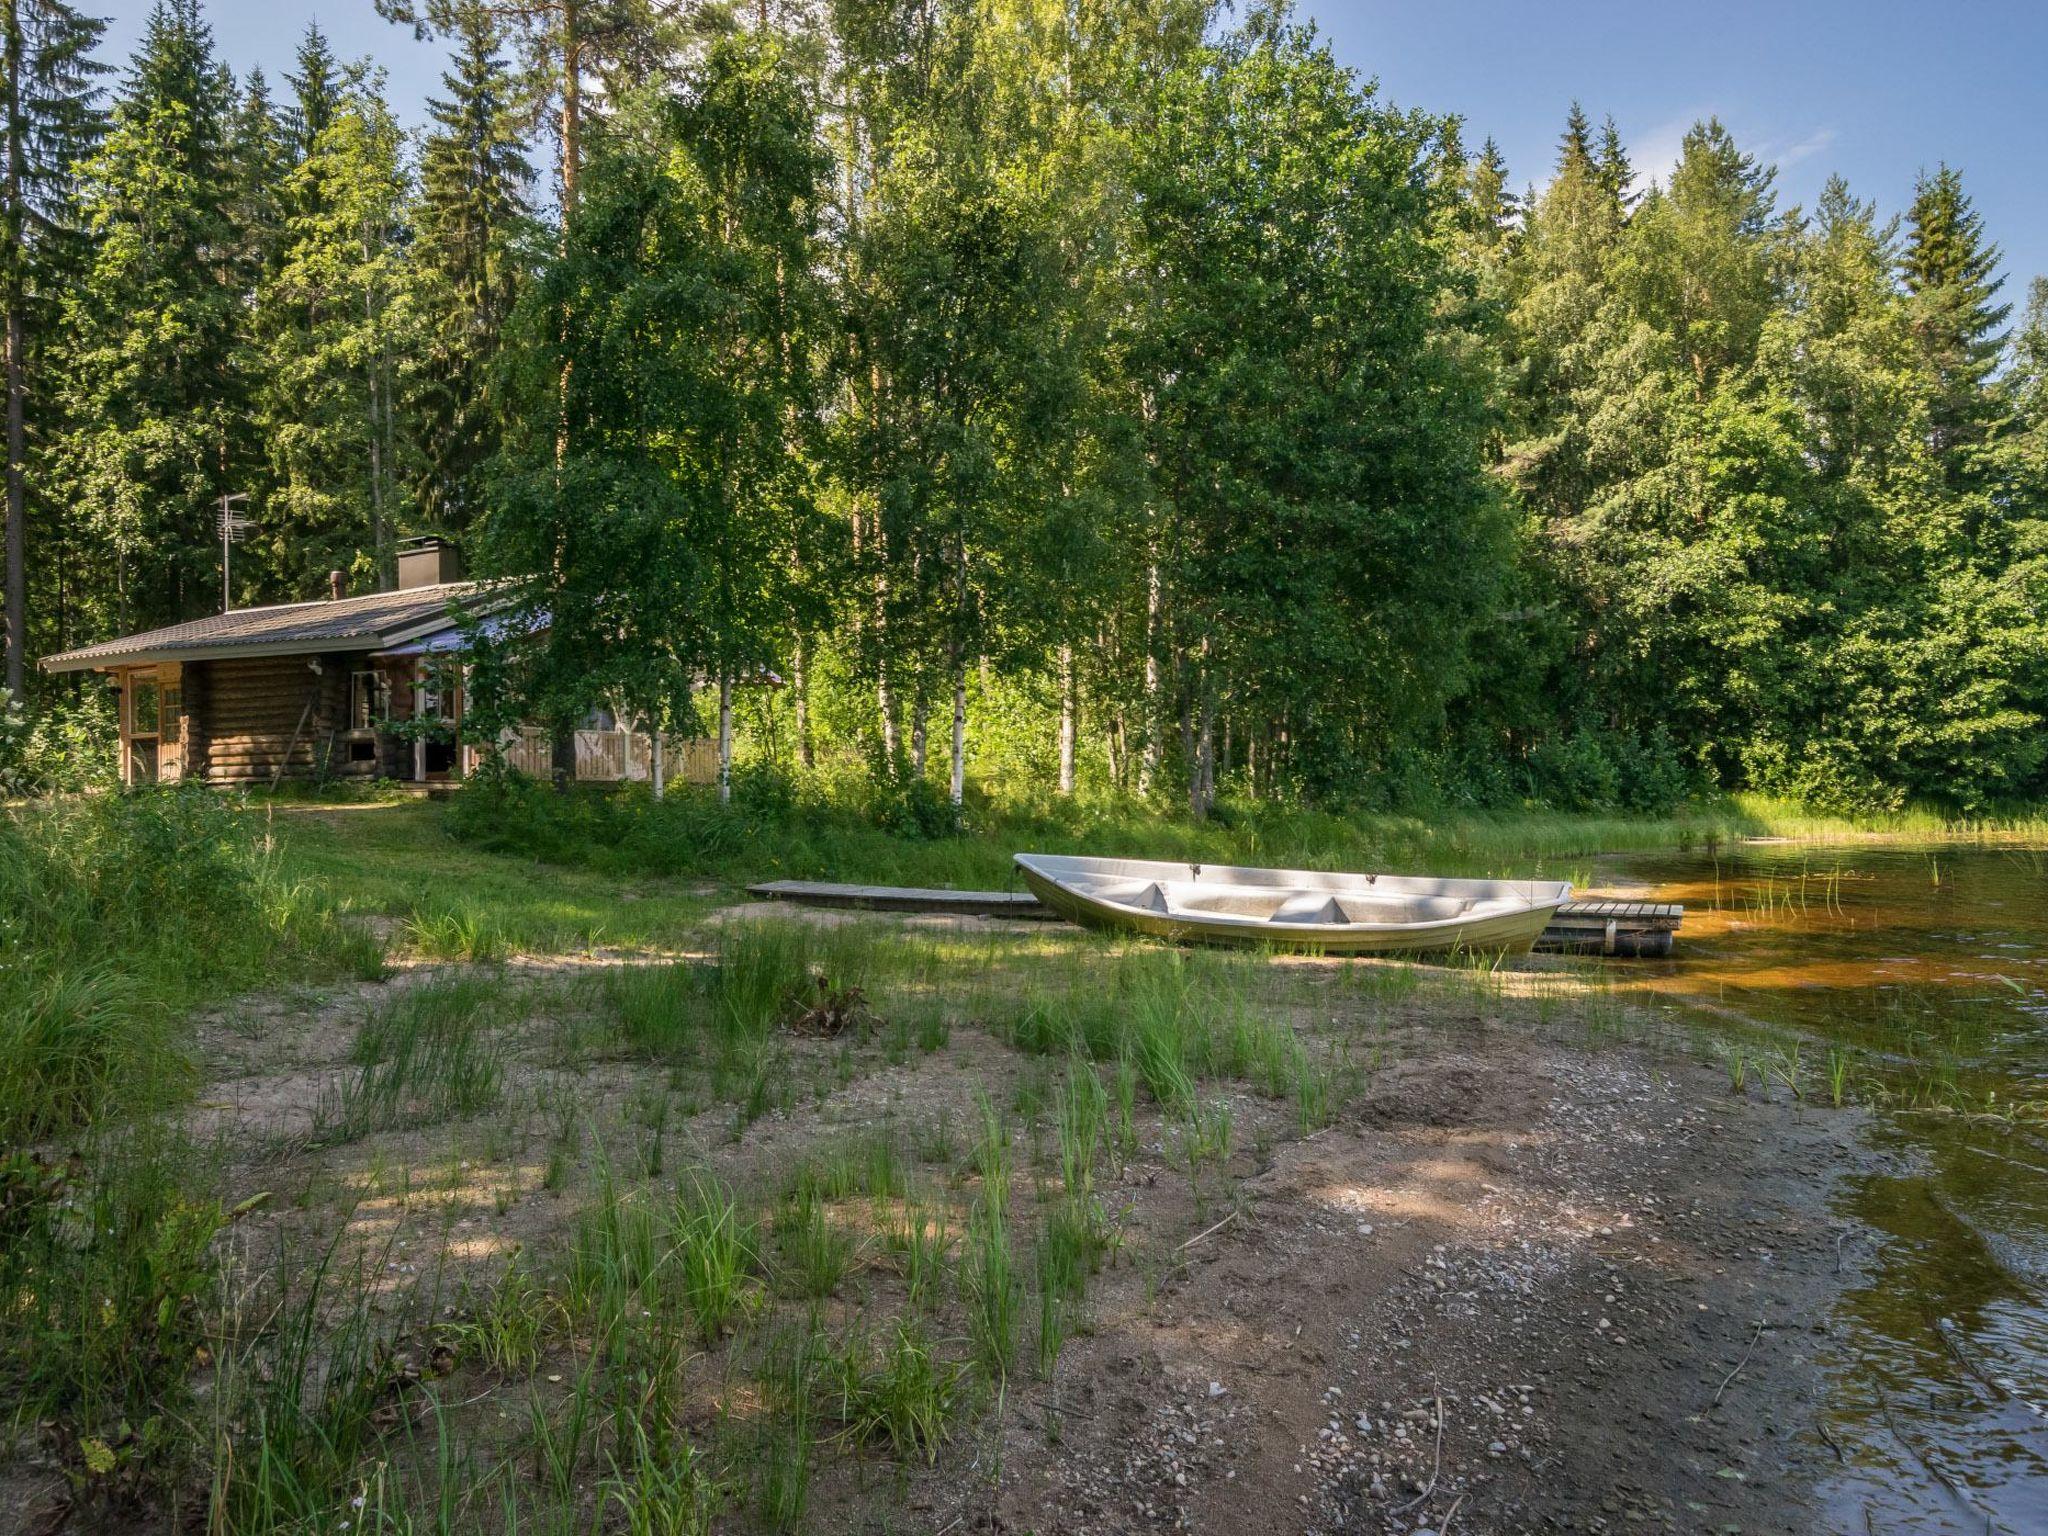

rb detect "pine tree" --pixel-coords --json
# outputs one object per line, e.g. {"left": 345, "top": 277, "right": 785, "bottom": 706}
{"left": 1901, "top": 164, "right": 2010, "bottom": 461}
{"left": 58, "top": 0, "right": 242, "bottom": 629}
{"left": 408, "top": 1, "right": 532, "bottom": 528}
{"left": 1, "top": 0, "right": 104, "bottom": 691}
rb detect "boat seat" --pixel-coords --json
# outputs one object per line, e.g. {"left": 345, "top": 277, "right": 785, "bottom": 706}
{"left": 1093, "top": 879, "right": 1172, "bottom": 913}
{"left": 1268, "top": 894, "right": 1348, "bottom": 924}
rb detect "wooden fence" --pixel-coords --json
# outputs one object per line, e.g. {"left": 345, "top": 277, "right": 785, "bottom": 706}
{"left": 575, "top": 729, "right": 719, "bottom": 785}
{"left": 484, "top": 726, "right": 720, "bottom": 785}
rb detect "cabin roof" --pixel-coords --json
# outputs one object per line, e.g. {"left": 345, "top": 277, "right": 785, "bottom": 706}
{"left": 39, "top": 582, "right": 494, "bottom": 673}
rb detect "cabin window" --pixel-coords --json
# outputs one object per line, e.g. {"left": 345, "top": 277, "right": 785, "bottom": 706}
{"left": 129, "top": 674, "right": 161, "bottom": 737}
{"left": 351, "top": 670, "right": 391, "bottom": 731}
{"left": 160, "top": 684, "right": 182, "bottom": 745}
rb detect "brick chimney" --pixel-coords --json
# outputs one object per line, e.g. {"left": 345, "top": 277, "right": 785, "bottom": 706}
{"left": 395, "top": 536, "right": 463, "bottom": 591}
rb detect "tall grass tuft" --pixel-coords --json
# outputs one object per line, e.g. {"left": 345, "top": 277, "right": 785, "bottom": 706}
{"left": 672, "top": 1174, "right": 756, "bottom": 1341}
{"left": 0, "top": 1126, "right": 224, "bottom": 1489}
{"left": 317, "top": 975, "right": 510, "bottom": 1140}
{"left": 965, "top": 1097, "right": 1020, "bottom": 1382}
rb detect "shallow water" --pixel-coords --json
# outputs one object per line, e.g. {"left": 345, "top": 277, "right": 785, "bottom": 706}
{"left": 1593, "top": 840, "right": 2048, "bottom": 1533}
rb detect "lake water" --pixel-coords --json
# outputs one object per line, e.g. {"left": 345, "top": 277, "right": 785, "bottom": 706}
{"left": 1593, "top": 840, "right": 2047, "bottom": 1533}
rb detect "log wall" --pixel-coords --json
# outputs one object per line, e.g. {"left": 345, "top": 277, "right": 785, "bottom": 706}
{"left": 193, "top": 654, "right": 352, "bottom": 786}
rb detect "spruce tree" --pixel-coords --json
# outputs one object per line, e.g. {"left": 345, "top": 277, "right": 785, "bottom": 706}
{"left": 1557, "top": 100, "right": 1594, "bottom": 174}
{"left": 1469, "top": 136, "right": 1516, "bottom": 243}
{"left": 225, "top": 68, "right": 288, "bottom": 290}
{"left": 1901, "top": 164, "right": 2010, "bottom": 461}
{"left": 255, "top": 61, "right": 409, "bottom": 591}
{"left": 284, "top": 22, "right": 339, "bottom": 160}
{"left": 1593, "top": 113, "right": 1634, "bottom": 213}
{"left": 58, "top": 0, "right": 242, "bottom": 629}
{"left": 1, "top": 0, "right": 104, "bottom": 691}
{"left": 408, "top": 2, "right": 532, "bottom": 528}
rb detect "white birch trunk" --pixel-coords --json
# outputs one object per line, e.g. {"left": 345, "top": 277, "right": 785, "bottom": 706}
{"left": 717, "top": 673, "right": 733, "bottom": 804}
{"left": 793, "top": 635, "right": 813, "bottom": 769}
{"left": 651, "top": 727, "right": 665, "bottom": 802}
{"left": 1057, "top": 643, "right": 1076, "bottom": 795}
{"left": 949, "top": 658, "right": 967, "bottom": 806}
{"left": 1140, "top": 555, "right": 1161, "bottom": 796}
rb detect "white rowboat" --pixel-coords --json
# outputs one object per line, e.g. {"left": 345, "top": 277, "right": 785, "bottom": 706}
{"left": 1013, "top": 853, "right": 1571, "bottom": 956}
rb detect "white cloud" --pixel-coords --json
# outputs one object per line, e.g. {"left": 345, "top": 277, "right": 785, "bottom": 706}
{"left": 1768, "top": 126, "right": 1839, "bottom": 169}
{"left": 1627, "top": 116, "right": 1696, "bottom": 197}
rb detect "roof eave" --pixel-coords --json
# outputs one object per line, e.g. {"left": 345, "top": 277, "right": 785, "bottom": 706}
{"left": 38, "top": 635, "right": 391, "bottom": 674}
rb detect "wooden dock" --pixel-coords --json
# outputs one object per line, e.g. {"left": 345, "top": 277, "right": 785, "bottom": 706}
{"left": 747, "top": 881, "right": 1683, "bottom": 956}
{"left": 746, "top": 880, "right": 1059, "bottom": 919}
{"left": 1530, "top": 899, "right": 1683, "bottom": 958}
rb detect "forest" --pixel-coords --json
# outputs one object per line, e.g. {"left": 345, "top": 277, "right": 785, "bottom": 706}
{"left": 3, "top": 0, "right": 2045, "bottom": 815}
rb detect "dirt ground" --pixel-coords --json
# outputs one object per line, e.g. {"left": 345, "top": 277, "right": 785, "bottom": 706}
{"left": 978, "top": 1043, "right": 1859, "bottom": 1536}
{"left": 10, "top": 922, "right": 1866, "bottom": 1536}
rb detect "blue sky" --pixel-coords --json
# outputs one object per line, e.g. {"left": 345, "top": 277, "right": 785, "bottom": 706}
{"left": 102, "top": 0, "right": 2048, "bottom": 300}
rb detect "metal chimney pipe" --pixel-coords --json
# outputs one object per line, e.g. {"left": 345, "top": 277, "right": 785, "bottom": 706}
{"left": 328, "top": 570, "right": 345, "bottom": 601}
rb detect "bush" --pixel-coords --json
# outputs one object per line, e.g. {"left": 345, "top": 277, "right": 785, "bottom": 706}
{"left": 0, "top": 1131, "right": 225, "bottom": 1495}
{"left": 0, "top": 687, "right": 119, "bottom": 797}
{"left": 1527, "top": 726, "right": 1622, "bottom": 811}
{"left": 867, "top": 763, "right": 963, "bottom": 841}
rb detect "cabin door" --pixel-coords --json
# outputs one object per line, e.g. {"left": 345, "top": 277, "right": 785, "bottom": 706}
{"left": 411, "top": 659, "right": 463, "bottom": 780}
{"left": 120, "top": 665, "right": 186, "bottom": 785}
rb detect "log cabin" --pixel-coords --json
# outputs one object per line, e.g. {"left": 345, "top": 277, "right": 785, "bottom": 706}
{"left": 40, "top": 538, "right": 494, "bottom": 788}
{"left": 40, "top": 537, "right": 727, "bottom": 791}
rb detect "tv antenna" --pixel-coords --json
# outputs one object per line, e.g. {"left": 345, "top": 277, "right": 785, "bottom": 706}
{"left": 219, "top": 493, "right": 252, "bottom": 612}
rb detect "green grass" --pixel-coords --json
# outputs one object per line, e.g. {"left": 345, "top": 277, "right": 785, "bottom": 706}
{"left": 887, "top": 1186, "right": 955, "bottom": 1310}
{"left": 830, "top": 1321, "right": 961, "bottom": 1461}
{"left": 264, "top": 797, "right": 722, "bottom": 957}
{"left": 673, "top": 1174, "right": 758, "bottom": 1342}
{"left": 964, "top": 1099, "right": 1021, "bottom": 1383}
{"left": 772, "top": 1183, "right": 859, "bottom": 1300}
{"left": 1, "top": 789, "right": 382, "bottom": 1142}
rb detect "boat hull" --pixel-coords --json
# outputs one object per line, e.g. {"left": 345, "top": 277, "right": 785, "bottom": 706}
{"left": 1014, "top": 855, "right": 1568, "bottom": 957}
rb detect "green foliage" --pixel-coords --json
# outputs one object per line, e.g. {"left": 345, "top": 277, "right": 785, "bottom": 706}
{"left": 18, "top": 1, "right": 2048, "bottom": 826}
{"left": 1, "top": 687, "right": 119, "bottom": 795}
